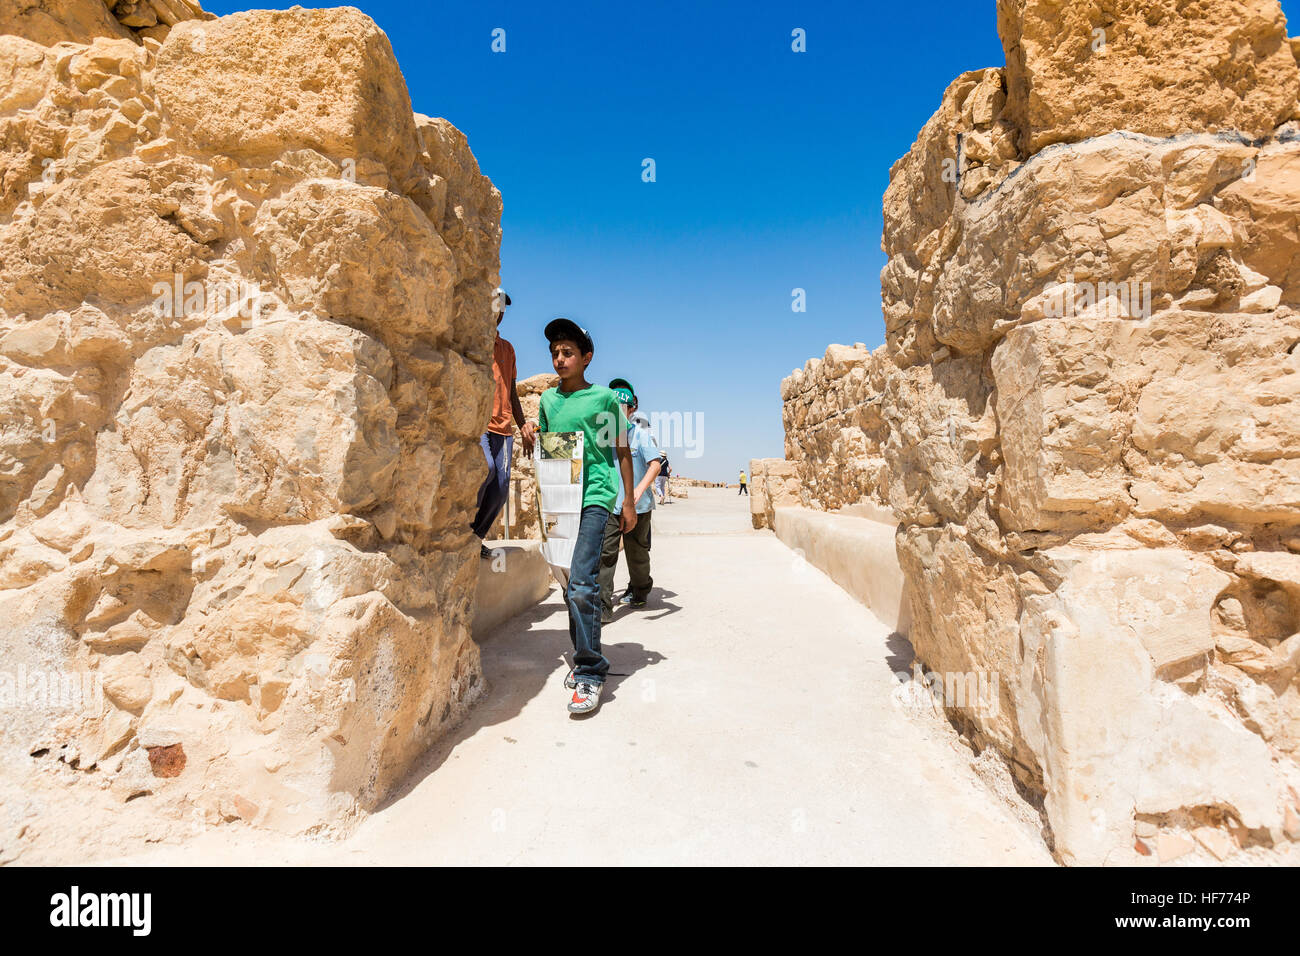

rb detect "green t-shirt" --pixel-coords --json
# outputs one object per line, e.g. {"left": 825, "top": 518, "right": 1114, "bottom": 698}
{"left": 538, "top": 384, "right": 626, "bottom": 513}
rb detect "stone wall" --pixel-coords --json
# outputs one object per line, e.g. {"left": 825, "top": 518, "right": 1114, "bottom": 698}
{"left": 670, "top": 477, "right": 723, "bottom": 488}
{"left": 786, "top": 0, "right": 1300, "bottom": 864}
{"left": 0, "top": 2, "right": 502, "bottom": 862}
{"left": 490, "top": 372, "right": 555, "bottom": 541}
{"left": 780, "top": 343, "right": 892, "bottom": 513}
{"left": 747, "top": 457, "right": 802, "bottom": 530}
{"left": 665, "top": 477, "right": 723, "bottom": 501}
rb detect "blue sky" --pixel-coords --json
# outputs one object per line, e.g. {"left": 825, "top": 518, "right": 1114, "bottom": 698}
{"left": 207, "top": 0, "right": 1300, "bottom": 481}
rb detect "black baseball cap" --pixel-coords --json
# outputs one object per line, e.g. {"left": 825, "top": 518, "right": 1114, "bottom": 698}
{"left": 544, "top": 317, "right": 593, "bottom": 354}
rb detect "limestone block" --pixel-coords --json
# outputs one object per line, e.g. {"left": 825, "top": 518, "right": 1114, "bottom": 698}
{"left": 154, "top": 10, "right": 419, "bottom": 175}
{"left": 896, "top": 524, "right": 1026, "bottom": 766}
{"left": 253, "top": 180, "right": 457, "bottom": 344}
{"left": 494, "top": 373, "right": 558, "bottom": 541}
{"left": 779, "top": 344, "right": 891, "bottom": 514}
{"left": 472, "top": 541, "right": 553, "bottom": 638}
{"left": 991, "top": 319, "right": 1131, "bottom": 531}
{"left": 82, "top": 321, "right": 401, "bottom": 526}
{"left": 747, "top": 457, "right": 802, "bottom": 530}
{"left": 0, "top": 0, "right": 132, "bottom": 47}
{"left": 1126, "top": 310, "right": 1300, "bottom": 525}
{"left": 101, "top": 654, "right": 152, "bottom": 713}
{"left": 0, "top": 157, "right": 213, "bottom": 315}
{"left": 998, "top": 0, "right": 1300, "bottom": 155}
{"left": 0, "top": 36, "right": 53, "bottom": 114}
{"left": 1218, "top": 140, "right": 1300, "bottom": 302}
{"left": 1018, "top": 539, "right": 1284, "bottom": 865}
{"left": 747, "top": 465, "right": 769, "bottom": 530}
{"left": 773, "top": 507, "right": 910, "bottom": 635}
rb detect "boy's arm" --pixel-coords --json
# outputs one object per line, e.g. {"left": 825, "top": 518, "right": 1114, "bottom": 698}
{"left": 612, "top": 403, "right": 636, "bottom": 530}
{"left": 632, "top": 457, "right": 661, "bottom": 504}
{"left": 632, "top": 436, "right": 663, "bottom": 503}
{"left": 512, "top": 377, "right": 535, "bottom": 454}
{"left": 616, "top": 444, "right": 637, "bottom": 532}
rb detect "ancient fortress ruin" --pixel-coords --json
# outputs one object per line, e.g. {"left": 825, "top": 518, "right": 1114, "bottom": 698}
{"left": 758, "top": 0, "right": 1300, "bottom": 864}
{"left": 1, "top": 0, "right": 1298, "bottom": 867}
{"left": 0, "top": 0, "right": 502, "bottom": 857}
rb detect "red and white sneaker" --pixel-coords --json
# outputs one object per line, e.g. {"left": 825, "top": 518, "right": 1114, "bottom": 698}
{"left": 568, "top": 682, "right": 602, "bottom": 714}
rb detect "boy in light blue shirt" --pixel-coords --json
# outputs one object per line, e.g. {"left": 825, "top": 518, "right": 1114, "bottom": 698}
{"left": 598, "top": 379, "right": 665, "bottom": 621}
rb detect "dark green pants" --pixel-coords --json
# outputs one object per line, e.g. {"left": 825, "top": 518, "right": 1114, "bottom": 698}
{"left": 598, "top": 510, "right": 653, "bottom": 615}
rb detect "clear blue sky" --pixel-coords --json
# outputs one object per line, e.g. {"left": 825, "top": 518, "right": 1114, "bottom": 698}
{"left": 207, "top": 0, "right": 1300, "bottom": 482}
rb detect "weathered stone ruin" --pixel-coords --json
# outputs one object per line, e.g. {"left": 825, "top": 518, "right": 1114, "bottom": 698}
{"left": 492, "top": 372, "right": 556, "bottom": 542}
{"left": 747, "top": 457, "right": 801, "bottom": 530}
{"left": 771, "top": 0, "right": 1300, "bottom": 864}
{"left": 5, "top": 0, "right": 1299, "bottom": 870}
{"left": 779, "top": 343, "right": 892, "bottom": 515}
{"left": 0, "top": 1, "right": 502, "bottom": 861}
{"left": 663, "top": 477, "right": 722, "bottom": 500}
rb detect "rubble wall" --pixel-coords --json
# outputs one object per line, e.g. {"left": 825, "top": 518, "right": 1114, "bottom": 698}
{"left": 780, "top": 343, "right": 892, "bottom": 514}
{"left": 747, "top": 457, "right": 801, "bottom": 530}
{"left": 786, "top": 0, "right": 1300, "bottom": 864}
{"left": 490, "top": 372, "right": 554, "bottom": 541}
{"left": 0, "top": 2, "right": 502, "bottom": 861}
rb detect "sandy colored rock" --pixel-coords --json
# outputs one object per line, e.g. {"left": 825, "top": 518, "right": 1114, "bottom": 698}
{"left": 1194, "top": 825, "right": 1238, "bottom": 861}
{"left": 146, "top": 742, "right": 184, "bottom": 778}
{"left": 0, "top": 0, "right": 131, "bottom": 46}
{"left": 491, "top": 373, "right": 557, "bottom": 540}
{"left": 747, "top": 457, "right": 802, "bottom": 530}
{"left": 780, "top": 343, "right": 890, "bottom": 514}
{"left": 998, "top": 0, "right": 1300, "bottom": 155}
{"left": 1, "top": 156, "right": 214, "bottom": 316}
{"left": 0, "top": 0, "right": 211, "bottom": 50}
{"left": 155, "top": 10, "right": 417, "bottom": 174}
{"left": 1155, "top": 831, "right": 1195, "bottom": 864}
{"left": 0, "top": 1, "right": 503, "bottom": 863}
{"left": 784, "top": 0, "right": 1300, "bottom": 865}
{"left": 671, "top": 477, "right": 724, "bottom": 489}
{"left": 100, "top": 653, "right": 152, "bottom": 713}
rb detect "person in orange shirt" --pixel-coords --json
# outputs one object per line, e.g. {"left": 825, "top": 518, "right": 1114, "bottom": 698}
{"left": 472, "top": 289, "right": 536, "bottom": 557}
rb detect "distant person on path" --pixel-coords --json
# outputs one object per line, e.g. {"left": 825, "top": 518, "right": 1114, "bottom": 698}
{"left": 738, "top": 469, "right": 748, "bottom": 495}
{"left": 471, "top": 290, "right": 535, "bottom": 558}
{"left": 538, "top": 319, "right": 636, "bottom": 716}
{"left": 598, "top": 379, "right": 665, "bottom": 623}
{"left": 655, "top": 454, "right": 670, "bottom": 503}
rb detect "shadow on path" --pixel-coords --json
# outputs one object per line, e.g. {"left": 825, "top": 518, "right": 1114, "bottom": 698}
{"left": 637, "top": 586, "right": 681, "bottom": 622}
{"left": 377, "top": 588, "right": 671, "bottom": 802}
{"left": 376, "top": 598, "right": 567, "bottom": 809}
{"left": 597, "top": 642, "right": 666, "bottom": 704}
{"left": 884, "top": 631, "right": 915, "bottom": 676}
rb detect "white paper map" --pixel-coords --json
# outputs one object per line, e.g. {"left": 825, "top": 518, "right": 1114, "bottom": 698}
{"left": 534, "top": 430, "right": 584, "bottom": 587}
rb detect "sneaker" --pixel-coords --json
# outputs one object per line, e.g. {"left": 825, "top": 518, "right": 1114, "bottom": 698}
{"left": 568, "top": 681, "right": 602, "bottom": 714}
{"left": 601, "top": 609, "right": 614, "bottom": 624}
{"left": 480, "top": 543, "right": 493, "bottom": 559}
{"left": 619, "top": 592, "right": 647, "bottom": 608}
{"left": 564, "top": 667, "right": 577, "bottom": 690}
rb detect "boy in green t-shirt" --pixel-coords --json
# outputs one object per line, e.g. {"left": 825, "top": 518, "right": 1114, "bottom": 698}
{"left": 537, "top": 318, "right": 636, "bottom": 715}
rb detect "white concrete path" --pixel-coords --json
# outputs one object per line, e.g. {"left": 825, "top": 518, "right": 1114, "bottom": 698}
{"left": 109, "top": 488, "right": 1052, "bottom": 866}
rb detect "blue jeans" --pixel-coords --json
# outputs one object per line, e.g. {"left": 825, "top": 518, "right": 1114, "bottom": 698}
{"left": 567, "top": 504, "right": 612, "bottom": 685}
{"left": 471, "top": 432, "right": 514, "bottom": 539}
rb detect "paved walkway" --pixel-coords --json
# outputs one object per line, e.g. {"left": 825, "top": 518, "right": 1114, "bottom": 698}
{"left": 109, "top": 488, "right": 1052, "bottom": 865}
